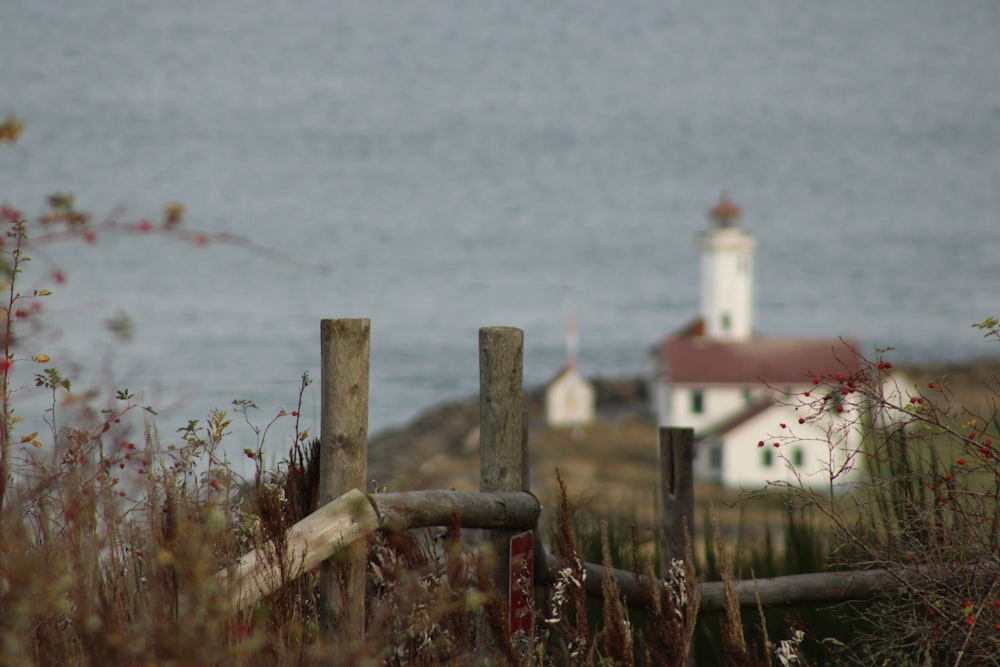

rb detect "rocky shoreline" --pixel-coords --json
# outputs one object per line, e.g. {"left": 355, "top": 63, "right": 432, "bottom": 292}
{"left": 367, "top": 376, "right": 648, "bottom": 487}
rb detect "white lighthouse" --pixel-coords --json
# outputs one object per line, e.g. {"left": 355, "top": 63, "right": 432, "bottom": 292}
{"left": 697, "top": 194, "right": 756, "bottom": 341}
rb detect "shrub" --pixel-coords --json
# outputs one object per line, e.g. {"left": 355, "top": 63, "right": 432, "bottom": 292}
{"left": 764, "top": 329, "right": 1000, "bottom": 664}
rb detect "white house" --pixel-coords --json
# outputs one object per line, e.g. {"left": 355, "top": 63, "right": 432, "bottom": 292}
{"left": 649, "top": 195, "right": 864, "bottom": 488}
{"left": 695, "top": 400, "right": 862, "bottom": 490}
{"left": 545, "top": 308, "right": 596, "bottom": 428}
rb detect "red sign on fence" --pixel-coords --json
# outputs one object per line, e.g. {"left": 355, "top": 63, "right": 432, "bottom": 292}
{"left": 509, "top": 530, "right": 534, "bottom": 636}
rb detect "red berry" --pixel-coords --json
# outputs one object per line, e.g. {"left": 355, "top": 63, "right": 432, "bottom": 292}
{"left": 958, "top": 458, "right": 966, "bottom": 465}
{"left": 780, "top": 423, "right": 787, "bottom": 429}
{"left": 812, "top": 377, "right": 820, "bottom": 385}
{"left": 798, "top": 418, "right": 805, "bottom": 424}
{"left": 928, "top": 382, "right": 935, "bottom": 389}
{"left": 835, "top": 373, "right": 844, "bottom": 381}
{"left": 804, "top": 391, "right": 810, "bottom": 397}
{"left": 773, "top": 442, "right": 780, "bottom": 448}
{"left": 291, "top": 410, "right": 298, "bottom": 417}
{"left": 928, "top": 609, "right": 936, "bottom": 617}
{"left": 757, "top": 441, "right": 765, "bottom": 448}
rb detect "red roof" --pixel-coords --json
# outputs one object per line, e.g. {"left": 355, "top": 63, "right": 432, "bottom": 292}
{"left": 709, "top": 193, "right": 742, "bottom": 225}
{"left": 698, "top": 399, "right": 775, "bottom": 440}
{"left": 652, "top": 321, "right": 862, "bottom": 385}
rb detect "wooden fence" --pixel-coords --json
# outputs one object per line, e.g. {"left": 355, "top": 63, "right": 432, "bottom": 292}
{"left": 223, "top": 319, "right": 910, "bottom": 636}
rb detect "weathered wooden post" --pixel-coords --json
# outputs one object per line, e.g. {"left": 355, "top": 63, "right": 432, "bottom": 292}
{"left": 659, "top": 426, "right": 695, "bottom": 571}
{"left": 478, "top": 327, "right": 529, "bottom": 650}
{"left": 480, "top": 326, "right": 524, "bottom": 498}
{"left": 659, "top": 426, "right": 696, "bottom": 665}
{"left": 318, "top": 318, "right": 370, "bottom": 647}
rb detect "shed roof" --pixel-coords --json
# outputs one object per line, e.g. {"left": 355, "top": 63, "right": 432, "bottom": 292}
{"left": 546, "top": 364, "right": 593, "bottom": 388}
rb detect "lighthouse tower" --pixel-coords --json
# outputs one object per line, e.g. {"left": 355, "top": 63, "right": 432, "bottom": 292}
{"left": 697, "top": 194, "right": 755, "bottom": 341}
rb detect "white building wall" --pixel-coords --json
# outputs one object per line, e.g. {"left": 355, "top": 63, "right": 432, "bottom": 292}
{"left": 701, "top": 403, "right": 863, "bottom": 490}
{"left": 668, "top": 384, "right": 768, "bottom": 432}
{"left": 650, "top": 366, "right": 672, "bottom": 427}
{"left": 871, "top": 370, "right": 921, "bottom": 432}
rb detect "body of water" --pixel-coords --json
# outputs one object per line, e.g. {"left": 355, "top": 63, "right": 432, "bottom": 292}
{"left": 3, "top": 1, "right": 1000, "bottom": 458}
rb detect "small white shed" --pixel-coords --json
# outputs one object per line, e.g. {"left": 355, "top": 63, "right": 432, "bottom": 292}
{"left": 545, "top": 365, "right": 596, "bottom": 428}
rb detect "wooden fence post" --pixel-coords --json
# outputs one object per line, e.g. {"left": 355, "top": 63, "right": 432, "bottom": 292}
{"left": 659, "top": 427, "right": 695, "bottom": 572}
{"left": 480, "top": 326, "right": 524, "bottom": 498}
{"left": 478, "top": 327, "right": 525, "bottom": 649}
{"left": 318, "top": 318, "right": 370, "bottom": 647}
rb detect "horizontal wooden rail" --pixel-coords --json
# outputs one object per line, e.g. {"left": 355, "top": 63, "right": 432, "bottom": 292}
{"left": 225, "top": 485, "right": 914, "bottom": 617}
{"left": 376, "top": 489, "right": 541, "bottom": 532}
{"left": 537, "top": 550, "right": 905, "bottom": 613}
{"left": 222, "top": 488, "right": 541, "bottom": 614}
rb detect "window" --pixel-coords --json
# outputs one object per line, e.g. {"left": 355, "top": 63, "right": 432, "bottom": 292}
{"left": 793, "top": 448, "right": 804, "bottom": 467}
{"left": 721, "top": 312, "right": 731, "bottom": 331}
{"left": 709, "top": 445, "right": 723, "bottom": 470}
{"left": 691, "top": 390, "right": 705, "bottom": 414}
{"left": 762, "top": 449, "right": 773, "bottom": 467}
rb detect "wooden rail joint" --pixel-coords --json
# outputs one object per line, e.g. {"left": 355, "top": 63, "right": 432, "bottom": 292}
{"left": 224, "top": 488, "right": 541, "bottom": 615}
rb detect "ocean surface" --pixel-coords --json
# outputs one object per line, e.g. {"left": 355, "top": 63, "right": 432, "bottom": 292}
{"left": 3, "top": 1, "right": 1000, "bottom": 461}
